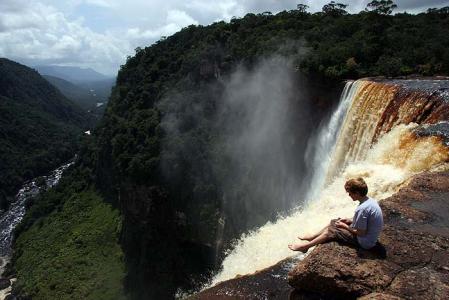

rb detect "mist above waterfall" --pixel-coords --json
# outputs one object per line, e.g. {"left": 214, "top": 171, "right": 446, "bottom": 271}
{"left": 215, "top": 57, "right": 317, "bottom": 233}
{"left": 157, "top": 54, "right": 338, "bottom": 263}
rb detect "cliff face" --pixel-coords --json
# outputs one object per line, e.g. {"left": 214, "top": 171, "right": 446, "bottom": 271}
{"left": 95, "top": 35, "right": 340, "bottom": 297}
{"left": 119, "top": 184, "right": 215, "bottom": 299}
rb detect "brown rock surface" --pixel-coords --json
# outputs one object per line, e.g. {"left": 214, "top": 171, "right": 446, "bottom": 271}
{"left": 288, "top": 170, "right": 449, "bottom": 299}
{"left": 190, "top": 258, "right": 302, "bottom": 299}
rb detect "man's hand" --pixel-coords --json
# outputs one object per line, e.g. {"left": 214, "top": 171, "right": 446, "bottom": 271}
{"left": 336, "top": 220, "right": 367, "bottom": 236}
{"left": 335, "top": 220, "right": 349, "bottom": 230}
{"left": 340, "top": 218, "right": 352, "bottom": 225}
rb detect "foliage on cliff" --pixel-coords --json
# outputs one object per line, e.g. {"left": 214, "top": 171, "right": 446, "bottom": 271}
{"left": 11, "top": 165, "right": 125, "bottom": 300}
{"left": 0, "top": 58, "right": 92, "bottom": 209}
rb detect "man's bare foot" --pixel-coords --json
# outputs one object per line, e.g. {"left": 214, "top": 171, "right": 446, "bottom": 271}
{"left": 288, "top": 243, "right": 309, "bottom": 253}
{"left": 297, "top": 234, "right": 314, "bottom": 241}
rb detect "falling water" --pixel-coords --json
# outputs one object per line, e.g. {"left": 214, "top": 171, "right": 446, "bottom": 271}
{"left": 207, "top": 79, "right": 449, "bottom": 287}
{"left": 304, "top": 80, "right": 360, "bottom": 202}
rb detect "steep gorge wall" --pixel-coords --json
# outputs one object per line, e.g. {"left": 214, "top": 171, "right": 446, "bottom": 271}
{"left": 100, "top": 72, "right": 340, "bottom": 299}
{"left": 94, "top": 45, "right": 343, "bottom": 298}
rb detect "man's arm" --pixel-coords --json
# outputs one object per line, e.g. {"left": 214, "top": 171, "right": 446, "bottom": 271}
{"left": 340, "top": 218, "right": 352, "bottom": 225}
{"left": 335, "top": 220, "right": 367, "bottom": 236}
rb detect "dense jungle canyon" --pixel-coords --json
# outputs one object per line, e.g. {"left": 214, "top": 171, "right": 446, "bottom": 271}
{"left": 1, "top": 3, "right": 449, "bottom": 299}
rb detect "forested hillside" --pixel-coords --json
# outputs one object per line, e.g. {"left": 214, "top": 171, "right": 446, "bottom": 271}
{"left": 43, "top": 75, "right": 99, "bottom": 110}
{"left": 11, "top": 3, "right": 449, "bottom": 300}
{"left": 0, "top": 58, "right": 91, "bottom": 209}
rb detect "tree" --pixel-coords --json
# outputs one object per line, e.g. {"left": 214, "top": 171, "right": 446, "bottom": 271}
{"left": 296, "top": 4, "right": 309, "bottom": 13}
{"left": 322, "top": 1, "right": 348, "bottom": 16}
{"left": 366, "top": 0, "right": 397, "bottom": 15}
{"left": 427, "top": 6, "right": 449, "bottom": 14}
{"left": 376, "top": 55, "right": 402, "bottom": 77}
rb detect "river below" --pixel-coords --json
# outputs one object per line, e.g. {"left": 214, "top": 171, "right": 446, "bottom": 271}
{"left": 0, "top": 161, "right": 74, "bottom": 276}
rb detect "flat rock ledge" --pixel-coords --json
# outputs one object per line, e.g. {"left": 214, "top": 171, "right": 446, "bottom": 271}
{"left": 288, "top": 170, "right": 449, "bottom": 299}
{"left": 194, "top": 170, "right": 449, "bottom": 299}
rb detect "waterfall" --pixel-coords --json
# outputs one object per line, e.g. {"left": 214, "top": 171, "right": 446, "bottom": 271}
{"left": 304, "top": 80, "right": 359, "bottom": 202}
{"left": 326, "top": 79, "right": 449, "bottom": 181}
{"left": 325, "top": 80, "right": 398, "bottom": 182}
{"left": 207, "top": 79, "right": 449, "bottom": 287}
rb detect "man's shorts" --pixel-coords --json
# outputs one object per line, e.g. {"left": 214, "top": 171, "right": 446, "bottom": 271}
{"left": 328, "top": 219, "right": 359, "bottom": 247}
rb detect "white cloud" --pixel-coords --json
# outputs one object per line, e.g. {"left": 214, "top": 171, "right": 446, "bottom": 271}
{"left": 125, "top": 9, "right": 198, "bottom": 50}
{"left": 0, "top": 0, "right": 128, "bottom": 74}
{"left": 184, "top": 0, "right": 245, "bottom": 21}
{"left": 84, "top": 0, "right": 114, "bottom": 8}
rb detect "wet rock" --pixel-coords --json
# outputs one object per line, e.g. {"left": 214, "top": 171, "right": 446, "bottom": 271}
{"left": 387, "top": 267, "right": 449, "bottom": 300}
{"left": 288, "top": 241, "right": 401, "bottom": 298}
{"left": 4, "top": 295, "right": 16, "bottom": 300}
{"left": 190, "top": 258, "right": 299, "bottom": 299}
{"left": 0, "top": 278, "right": 10, "bottom": 289}
{"left": 414, "top": 121, "right": 449, "bottom": 146}
{"left": 358, "top": 292, "right": 404, "bottom": 300}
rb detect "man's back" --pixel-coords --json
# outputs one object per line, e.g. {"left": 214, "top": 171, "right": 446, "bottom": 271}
{"left": 352, "top": 198, "right": 383, "bottom": 249}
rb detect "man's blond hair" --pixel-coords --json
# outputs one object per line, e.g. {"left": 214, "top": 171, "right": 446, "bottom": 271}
{"left": 344, "top": 177, "right": 368, "bottom": 196}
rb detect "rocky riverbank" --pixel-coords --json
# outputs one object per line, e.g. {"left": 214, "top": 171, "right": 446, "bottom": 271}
{"left": 193, "top": 169, "right": 449, "bottom": 299}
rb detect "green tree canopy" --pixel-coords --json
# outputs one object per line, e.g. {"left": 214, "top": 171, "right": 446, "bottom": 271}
{"left": 366, "top": 0, "right": 398, "bottom": 15}
{"left": 322, "top": 1, "right": 349, "bottom": 16}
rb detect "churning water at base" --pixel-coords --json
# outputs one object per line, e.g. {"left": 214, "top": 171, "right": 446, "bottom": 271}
{"left": 207, "top": 79, "right": 449, "bottom": 287}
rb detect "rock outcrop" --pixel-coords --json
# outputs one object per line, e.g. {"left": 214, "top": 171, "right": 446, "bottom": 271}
{"left": 191, "top": 257, "right": 301, "bottom": 299}
{"left": 288, "top": 170, "right": 449, "bottom": 299}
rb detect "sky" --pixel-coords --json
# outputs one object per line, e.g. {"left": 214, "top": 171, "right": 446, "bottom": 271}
{"left": 1, "top": 0, "right": 448, "bottom": 76}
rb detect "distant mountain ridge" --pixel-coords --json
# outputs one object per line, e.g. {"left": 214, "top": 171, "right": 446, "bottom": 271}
{"left": 43, "top": 75, "right": 100, "bottom": 110}
{"left": 36, "top": 65, "right": 115, "bottom": 114}
{"left": 35, "top": 65, "right": 112, "bottom": 83}
{"left": 0, "top": 58, "right": 92, "bottom": 208}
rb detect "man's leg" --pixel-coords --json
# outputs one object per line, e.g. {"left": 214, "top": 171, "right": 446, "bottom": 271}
{"left": 298, "top": 225, "right": 327, "bottom": 241}
{"left": 289, "top": 227, "right": 332, "bottom": 253}
{"left": 298, "top": 219, "right": 335, "bottom": 241}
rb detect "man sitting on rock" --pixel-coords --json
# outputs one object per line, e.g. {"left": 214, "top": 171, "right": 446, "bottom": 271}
{"left": 288, "top": 177, "right": 383, "bottom": 253}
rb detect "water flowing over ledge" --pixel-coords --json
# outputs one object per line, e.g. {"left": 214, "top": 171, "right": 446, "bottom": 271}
{"left": 206, "top": 78, "right": 449, "bottom": 288}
